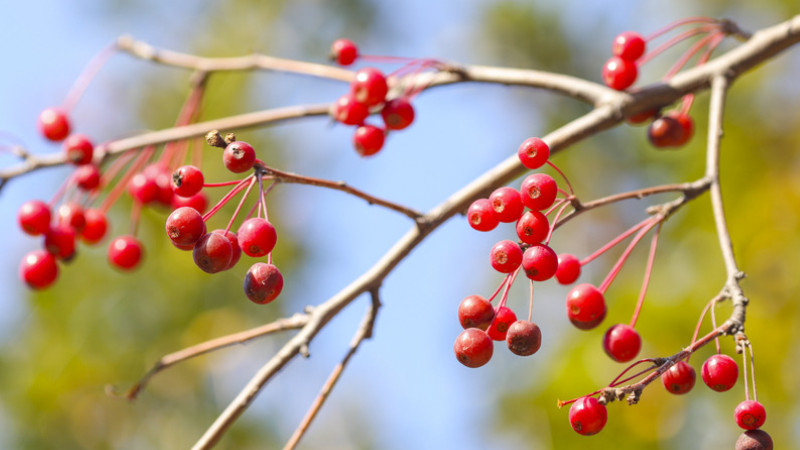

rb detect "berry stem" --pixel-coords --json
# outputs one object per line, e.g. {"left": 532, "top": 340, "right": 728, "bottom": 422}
{"left": 99, "top": 145, "right": 156, "bottom": 213}
{"left": 749, "top": 344, "right": 758, "bottom": 402}
{"left": 223, "top": 176, "right": 257, "bottom": 234}
{"left": 497, "top": 267, "right": 522, "bottom": 309}
{"left": 629, "top": 222, "right": 661, "bottom": 328}
{"left": 544, "top": 200, "right": 571, "bottom": 245}
{"left": 663, "top": 31, "right": 724, "bottom": 80}
{"left": 598, "top": 218, "right": 659, "bottom": 294}
{"left": 742, "top": 340, "right": 750, "bottom": 401}
{"left": 580, "top": 217, "right": 653, "bottom": 266}
{"left": 62, "top": 41, "right": 119, "bottom": 113}
{"left": 204, "top": 180, "right": 248, "bottom": 188}
{"left": 487, "top": 275, "right": 510, "bottom": 303}
{"left": 129, "top": 198, "right": 142, "bottom": 236}
{"left": 710, "top": 296, "right": 720, "bottom": 353}
{"left": 546, "top": 160, "right": 574, "bottom": 195}
{"left": 645, "top": 17, "right": 719, "bottom": 42}
{"left": 608, "top": 358, "right": 658, "bottom": 387}
{"left": 639, "top": 25, "right": 719, "bottom": 66}
{"left": 203, "top": 176, "right": 253, "bottom": 222}
{"left": 689, "top": 297, "right": 716, "bottom": 363}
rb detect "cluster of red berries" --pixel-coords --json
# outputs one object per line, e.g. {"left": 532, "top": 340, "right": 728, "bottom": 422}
{"left": 329, "top": 39, "right": 416, "bottom": 157}
{"left": 602, "top": 31, "right": 646, "bottom": 91}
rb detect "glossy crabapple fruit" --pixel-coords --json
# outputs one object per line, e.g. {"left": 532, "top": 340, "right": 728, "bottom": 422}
{"left": 520, "top": 173, "right": 557, "bottom": 211}
{"left": 38, "top": 107, "right": 70, "bottom": 141}
{"left": 171, "top": 165, "right": 204, "bottom": 198}
{"left": 244, "top": 262, "right": 284, "bottom": 304}
{"left": 517, "top": 137, "right": 550, "bottom": 170}
{"left": 506, "top": 320, "right": 542, "bottom": 356}
{"left": 351, "top": 67, "right": 388, "bottom": 107}
{"left": 521, "top": 243, "right": 558, "bottom": 281}
{"left": 80, "top": 208, "right": 108, "bottom": 244}
{"left": 487, "top": 306, "right": 517, "bottom": 341}
{"left": 171, "top": 191, "right": 208, "bottom": 214}
{"left": 166, "top": 206, "right": 207, "bottom": 247}
{"left": 213, "top": 229, "right": 241, "bottom": 270}
{"left": 238, "top": 218, "right": 277, "bottom": 257}
{"left": 735, "top": 429, "right": 773, "bottom": 450}
{"left": 108, "top": 235, "right": 143, "bottom": 270}
{"left": 330, "top": 38, "right": 358, "bottom": 66}
{"left": 74, "top": 164, "right": 101, "bottom": 191}
{"left": 467, "top": 198, "right": 499, "bottom": 232}
{"left": 602, "top": 324, "right": 642, "bottom": 362}
{"left": 568, "top": 396, "right": 608, "bottom": 436}
{"left": 18, "top": 200, "right": 51, "bottom": 236}
{"left": 489, "top": 187, "right": 525, "bottom": 223}
{"left": 566, "top": 283, "right": 606, "bottom": 330}
{"left": 661, "top": 360, "right": 696, "bottom": 395}
{"left": 489, "top": 240, "right": 523, "bottom": 273}
{"left": 44, "top": 225, "right": 77, "bottom": 261}
{"left": 332, "top": 94, "right": 369, "bottom": 125}
{"left": 19, "top": 250, "right": 59, "bottom": 289}
{"left": 612, "top": 31, "right": 646, "bottom": 61}
{"left": 56, "top": 202, "right": 86, "bottom": 232}
{"left": 701, "top": 354, "right": 739, "bottom": 392}
{"left": 735, "top": 400, "right": 766, "bottom": 430}
{"left": 353, "top": 124, "right": 385, "bottom": 156}
{"left": 555, "top": 253, "right": 581, "bottom": 285}
{"left": 223, "top": 141, "right": 256, "bottom": 173}
{"left": 193, "top": 232, "right": 233, "bottom": 274}
{"left": 648, "top": 115, "right": 683, "bottom": 148}
{"left": 602, "top": 56, "right": 638, "bottom": 90}
{"left": 381, "top": 97, "right": 415, "bottom": 130}
{"left": 453, "top": 328, "right": 493, "bottom": 368}
{"left": 516, "top": 210, "right": 549, "bottom": 245}
{"left": 63, "top": 134, "right": 94, "bottom": 165}
{"left": 457, "top": 295, "right": 495, "bottom": 330}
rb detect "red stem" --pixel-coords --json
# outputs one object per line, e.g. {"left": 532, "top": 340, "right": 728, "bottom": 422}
{"left": 62, "top": 42, "right": 119, "bottom": 113}
{"left": 580, "top": 217, "right": 652, "bottom": 266}
{"left": 546, "top": 160, "right": 574, "bottom": 195}
{"left": 202, "top": 176, "right": 253, "bottom": 222}
{"left": 598, "top": 218, "right": 659, "bottom": 294}
{"left": 629, "top": 222, "right": 661, "bottom": 328}
{"left": 645, "top": 17, "right": 719, "bottom": 42}
{"left": 224, "top": 177, "right": 257, "bottom": 234}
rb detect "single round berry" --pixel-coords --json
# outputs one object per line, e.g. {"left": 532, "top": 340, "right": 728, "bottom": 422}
{"left": 735, "top": 400, "right": 766, "bottom": 430}
{"left": 701, "top": 354, "right": 739, "bottom": 392}
{"left": 38, "top": 107, "right": 70, "bottom": 141}
{"left": 128, "top": 172, "right": 159, "bottom": 204}
{"left": 648, "top": 115, "right": 683, "bottom": 148}
{"left": 193, "top": 232, "right": 233, "bottom": 274}
{"left": 487, "top": 306, "right": 517, "bottom": 341}
{"left": 506, "top": 320, "right": 542, "bottom": 356}
{"left": 56, "top": 202, "right": 86, "bottom": 232}
{"left": 489, "top": 187, "right": 525, "bottom": 223}
{"left": 244, "top": 262, "right": 284, "bottom": 304}
{"left": 602, "top": 56, "right": 638, "bottom": 90}
{"left": 566, "top": 283, "right": 606, "bottom": 330}
{"left": 74, "top": 164, "right": 101, "bottom": 191}
{"left": 467, "top": 198, "right": 499, "bottom": 232}
{"left": 44, "top": 225, "right": 77, "bottom": 261}
{"left": 457, "top": 295, "right": 495, "bottom": 330}
{"left": 521, "top": 244, "right": 558, "bottom": 281}
{"left": 661, "top": 360, "right": 696, "bottom": 395}
{"left": 454, "top": 328, "right": 493, "bottom": 368}
{"left": 520, "top": 173, "right": 558, "bottom": 211}
{"left": 602, "top": 324, "right": 642, "bottom": 362}
{"left": 568, "top": 396, "right": 608, "bottom": 436}
{"left": 489, "top": 240, "right": 523, "bottom": 273}
{"left": 171, "top": 191, "right": 208, "bottom": 214}
{"left": 353, "top": 124, "right": 385, "bottom": 156}
{"left": 555, "top": 253, "right": 581, "bottom": 285}
{"left": 146, "top": 163, "right": 174, "bottom": 207}
{"left": 166, "top": 207, "right": 207, "bottom": 247}
{"left": 612, "top": 31, "right": 646, "bottom": 61}
{"left": 331, "top": 94, "right": 369, "bottom": 125}
{"left": 19, "top": 250, "right": 59, "bottom": 289}
{"left": 18, "top": 200, "right": 52, "bottom": 236}
{"left": 213, "top": 229, "right": 241, "bottom": 270}
{"left": 735, "top": 429, "right": 773, "bottom": 450}
{"left": 223, "top": 141, "right": 256, "bottom": 173}
{"left": 517, "top": 137, "right": 550, "bottom": 170}
{"left": 330, "top": 38, "right": 358, "bottom": 66}
{"left": 351, "top": 67, "right": 388, "bottom": 107}
{"left": 627, "top": 108, "right": 658, "bottom": 125}
{"left": 81, "top": 208, "right": 108, "bottom": 244}
{"left": 381, "top": 98, "right": 415, "bottom": 130}
{"left": 108, "top": 235, "right": 143, "bottom": 270}
{"left": 63, "top": 134, "right": 94, "bottom": 165}
{"left": 238, "top": 218, "right": 278, "bottom": 257}
{"left": 172, "top": 165, "right": 204, "bottom": 198}
{"left": 666, "top": 111, "right": 694, "bottom": 147}
{"left": 516, "top": 210, "right": 550, "bottom": 245}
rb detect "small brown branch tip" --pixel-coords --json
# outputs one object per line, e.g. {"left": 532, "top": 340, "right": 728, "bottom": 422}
{"left": 206, "top": 130, "right": 227, "bottom": 148}
{"left": 224, "top": 133, "right": 236, "bottom": 145}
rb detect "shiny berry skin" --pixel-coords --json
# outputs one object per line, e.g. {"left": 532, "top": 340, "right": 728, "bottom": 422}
{"left": 171, "top": 165, "right": 204, "bottom": 198}
{"left": 330, "top": 38, "right": 358, "bottom": 66}
{"left": 602, "top": 324, "right": 641, "bottom": 362}
{"left": 171, "top": 191, "right": 208, "bottom": 214}
{"left": 490, "top": 240, "right": 523, "bottom": 273}
{"left": 19, "top": 250, "right": 59, "bottom": 289}
{"left": 38, "top": 107, "right": 70, "bottom": 141}
{"left": 108, "top": 235, "right": 143, "bottom": 270}
{"left": 44, "top": 225, "right": 77, "bottom": 261}
{"left": 56, "top": 202, "right": 86, "bottom": 232}
{"left": 166, "top": 207, "right": 207, "bottom": 247}
{"left": 566, "top": 283, "right": 606, "bottom": 330}
{"left": 666, "top": 111, "right": 694, "bottom": 146}
{"left": 453, "top": 328, "right": 493, "bottom": 368}
{"left": 506, "top": 320, "right": 542, "bottom": 356}
{"left": 381, "top": 98, "right": 415, "bottom": 130}
{"left": 701, "top": 354, "right": 739, "bottom": 392}
{"left": 489, "top": 187, "right": 525, "bottom": 223}
{"left": 627, "top": 108, "right": 658, "bottom": 125}
{"left": 487, "top": 306, "right": 517, "bottom": 341}
{"left": 193, "top": 232, "right": 233, "bottom": 273}
{"left": 80, "top": 208, "right": 108, "bottom": 244}
{"left": 555, "top": 253, "right": 581, "bottom": 284}
{"left": 517, "top": 137, "right": 550, "bottom": 170}
{"left": 353, "top": 124, "right": 385, "bottom": 156}
{"left": 568, "top": 396, "right": 608, "bottom": 436}
{"left": 238, "top": 218, "right": 277, "bottom": 257}
{"left": 18, "top": 200, "right": 52, "bottom": 236}
{"left": 223, "top": 141, "right": 256, "bottom": 173}
{"left": 332, "top": 94, "right": 369, "bottom": 125}
{"left": 128, "top": 172, "right": 159, "bottom": 204}
{"left": 648, "top": 115, "right": 683, "bottom": 148}
{"left": 213, "top": 229, "right": 241, "bottom": 270}
{"left": 467, "top": 198, "right": 499, "bottom": 232}
{"left": 520, "top": 173, "right": 557, "bottom": 211}
{"left": 351, "top": 67, "right": 388, "bottom": 107}
{"left": 612, "top": 31, "right": 646, "bottom": 61}
{"left": 735, "top": 430, "right": 773, "bottom": 450}
{"left": 457, "top": 295, "right": 495, "bottom": 330}
{"left": 63, "top": 134, "right": 94, "bottom": 165}
{"left": 516, "top": 210, "right": 549, "bottom": 245}
{"left": 661, "top": 360, "right": 696, "bottom": 395}
{"left": 521, "top": 244, "right": 558, "bottom": 281}
{"left": 735, "top": 400, "right": 766, "bottom": 430}
{"left": 602, "top": 56, "right": 638, "bottom": 90}
{"left": 244, "top": 262, "right": 284, "bottom": 304}
{"left": 74, "top": 164, "right": 101, "bottom": 190}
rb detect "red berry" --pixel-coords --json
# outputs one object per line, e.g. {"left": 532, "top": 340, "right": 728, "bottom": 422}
{"left": 661, "top": 360, "right": 696, "bottom": 395}
{"left": 63, "top": 134, "right": 94, "bottom": 165}
{"left": 612, "top": 31, "right": 646, "bottom": 61}
{"left": 330, "top": 38, "right": 358, "bottom": 66}
{"left": 566, "top": 283, "right": 606, "bottom": 330}
{"left": 489, "top": 187, "right": 525, "bottom": 223}
{"left": 128, "top": 172, "right": 159, "bottom": 204}
{"left": 44, "top": 225, "right": 77, "bottom": 261}
{"left": 38, "top": 107, "right": 70, "bottom": 141}
{"left": 701, "top": 354, "right": 739, "bottom": 392}
{"left": 520, "top": 173, "right": 557, "bottom": 211}
{"left": 171, "top": 165, "right": 204, "bottom": 198}
{"left": 467, "top": 198, "right": 499, "bottom": 232}
{"left": 735, "top": 400, "right": 766, "bottom": 430}
{"left": 521, "top": 244, "right": 558, "bottom": 281}
{"left": 568, "top": 397, "right": 607, "bottom": 436}
{"left": 140, "top": 163, "right": 173, "bottom": 207}
{"left": 602, "top": 324, "right": 641, "bottom": 362}
{"left": 238, "top": 218, "right": 277, "bottom": 257}
{"left": 19, "top": 250, "right": 59, "bottom": 289}
{"left": 244, "top": 262, "right": 284, "bottom": 304}
{"left": 454, "top": 328, "right": 493, "bottom": 368}
{"left": 516, "top": 210, "right": 549, "bottom": 245}
{"left": 517, "top": 137, "right": 550, "bottom": 170}
{"left": 627, "top": 108, "right": 658, "bottom": 125}
{"left": 81, "top": 208, "right": 108, "bottom": 244}
{"left": 735, "top": 430, "right": 773, "bottom": 450}
{"left": 193, "top": 232, "right": 233, "bottom": 274}
{"left": 490, "top": 240, "right": 523, "bottom": 273}
{"left": 351, "top": 67, "right": 388, "bottom": 107}
{"left": 555, "top": 253, "right": 581, "bottom": 284}
{"left": 171, "top": 191, "right": 208, "bottom": 214}
{"left": 457, "top": 295, "right": 495, "bottom": 330}
{"left": 506, "top": 320, "right": 542, "bottom": 356}
{"left": 74, "top": 164, "right": 101, "bottom": 190}
{"left": 166, "top": 206, "right": 207, "bottom": 247}
{"left": 56, "top": 202, "right": 86, "bottom": 232}
{"left": 648, "top": 115, "right": 683, "bottom": 148}
{"left": 108, "top": 235, "right": 143, "bottom": 270}
{"left": 331, "top": 94, "right": 369, "bottom": 125}
{"left": 213, "top": 229, "right": 241, "bottom": 270}
{"left": 18, "top": 200, "right": 51, "bottom": 236}
{"left": 602, "top": 56, "right": 638, "bottom": 90}
{"left": 353, "top": 124, "right": 385, "bottom": 156}
{"left": 487, "top": 306, "right": 517, "bottom": 341}
{"left": 666, "top": 111, "right": 694, "bottom": 146}
{"left": 223, "top": 141, "right": 256, "bottom": 174}
{"left": 381, "top": 98, "right": 415, "bottom": 130}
